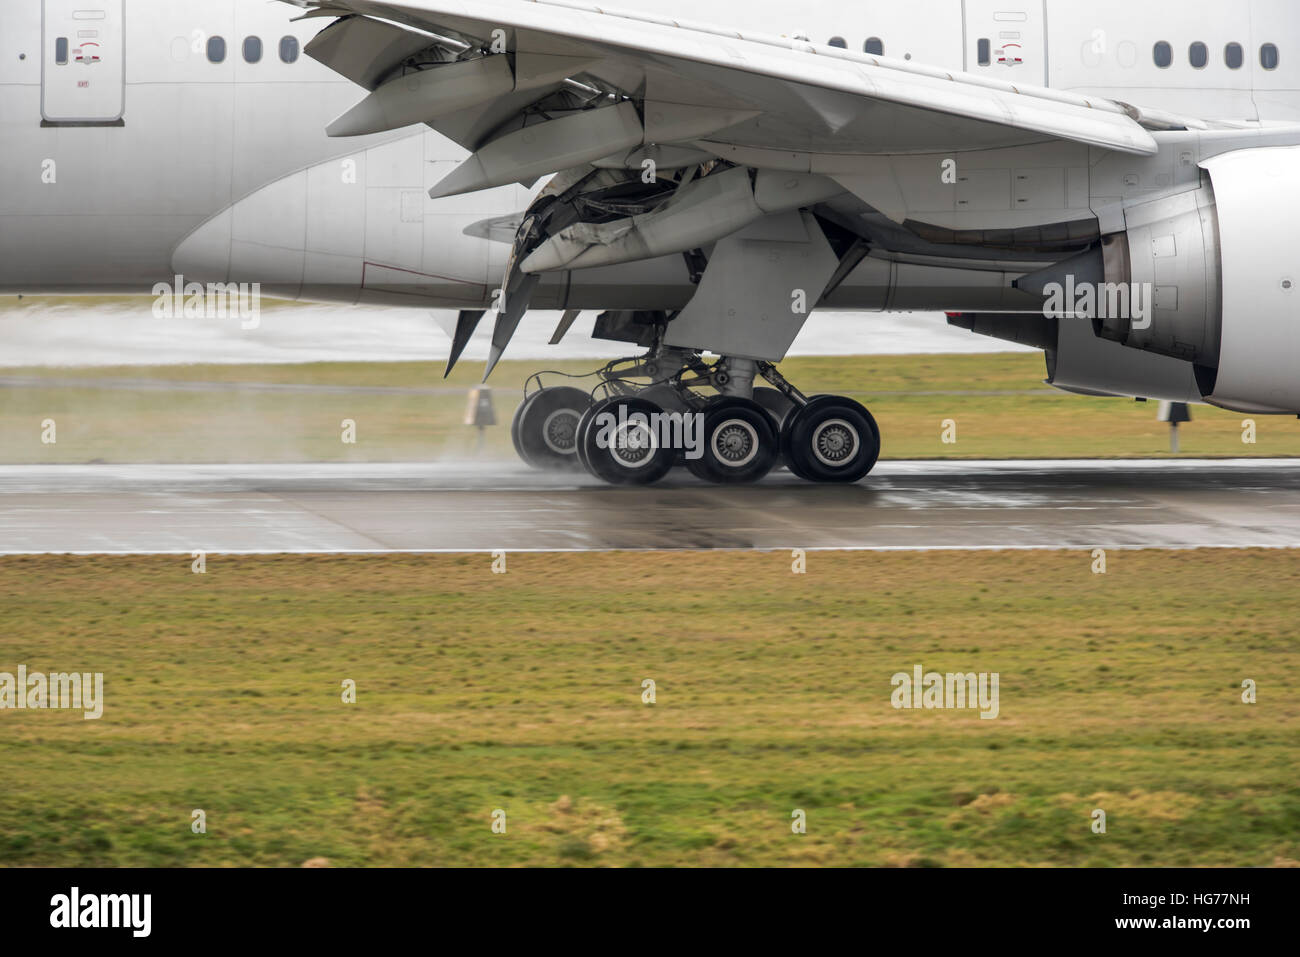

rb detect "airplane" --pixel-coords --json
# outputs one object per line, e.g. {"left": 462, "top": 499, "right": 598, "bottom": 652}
{"left": 2, "top": 0, "right": 1298, "bottom": 485}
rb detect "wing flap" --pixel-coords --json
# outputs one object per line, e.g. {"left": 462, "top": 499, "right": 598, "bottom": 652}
{"left": 297, "top": 0, "right": 1157, "bottom": 156}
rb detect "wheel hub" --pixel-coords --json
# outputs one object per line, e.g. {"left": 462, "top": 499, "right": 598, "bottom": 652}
{"left": 542, "top": 408, "right": 580, "bottom": 454}
{"left": 712, "top": 419, "right": 759, "bottom": 468}
{"left": 610, "top": 422, "right": 657, "bottom": 468}
{"left": 811, "top": 418, "right": 858, "bottom": 467}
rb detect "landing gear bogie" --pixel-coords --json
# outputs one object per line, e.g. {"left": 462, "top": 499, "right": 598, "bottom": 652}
{"left": 507, "top": 354, "right": 881, "bottom": 486}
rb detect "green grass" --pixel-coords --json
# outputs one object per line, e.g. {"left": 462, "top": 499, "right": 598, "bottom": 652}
{"left": 1, "top": 550, "right": 1297, "bottom": 867}
{"left": 2, "top": 353, "right": 1299, "bottom": 463}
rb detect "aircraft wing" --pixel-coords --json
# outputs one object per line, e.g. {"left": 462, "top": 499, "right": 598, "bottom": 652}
{"left": 285, "top": 0, "right": 1165, "bottom": 374}
{"left": 292, "top": 0, "right": 1159, "bottom": 162}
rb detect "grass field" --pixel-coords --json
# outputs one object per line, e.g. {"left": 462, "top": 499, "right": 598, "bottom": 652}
{"left": 3, "top": 353, "right": 1300, "bottom": 463}
{"left": 1, "top": 550, "right": 1297, "bottom": 868}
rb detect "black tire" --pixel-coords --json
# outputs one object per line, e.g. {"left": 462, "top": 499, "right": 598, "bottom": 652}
{"left": 685, "top": 396, "right": 778, "bottom": 484}
{"left": 782, "top": 445, "right": 813, "bottom": 481}
{"left": 579, "top": 396, "right": 677, "bottom": 485}
{"left": 636, "top": 385, "right": 694, "bottom": 468}
{"left": 752, "top": 386, "right": 796, "bottom": 432}
{"left": 510, "top": 390, "right": 544, "bottom": 467}
{"left": 515, "top": 386, "right": 593, "bottom": 471}
{"left": 573, "top": 395, "right": 617, "bottom": 476}
{"left": 781, "top": 395, "right": 881, "bottom": 484}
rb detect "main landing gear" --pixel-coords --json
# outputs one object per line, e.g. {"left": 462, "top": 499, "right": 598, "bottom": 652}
{"left": 510, "top": 347, "right": 881, "bottom": 487}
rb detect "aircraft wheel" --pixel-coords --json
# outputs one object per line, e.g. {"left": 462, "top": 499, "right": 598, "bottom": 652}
{"left": 781, "top": 395, "right": 881, "bottom": 484}
{"left": 752, "top": 387, "right": 797, "bottom": 474}
{"left": 514, "top": 386, "right": 592, "bottom": 471}
{"left": 782, "top": 446, "right": 813, "bottom": 481}
{"left": 510, "top": 390, "right": 544, "bottom": 466}
{"left": 752, "top": 387, "right": 796, "bottom": 432}
{"left": 574, "top": 396, "right": 618, "bottom": 475}
{"left": 685, "top": 396, "right": 778, "bottom": 484}
{"left": 578, "top": 396, "right": 677, "bottom": 485}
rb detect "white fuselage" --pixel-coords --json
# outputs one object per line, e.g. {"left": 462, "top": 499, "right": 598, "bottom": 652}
{"left": 1, "top": 0, "right": 1297, "bottom": 307}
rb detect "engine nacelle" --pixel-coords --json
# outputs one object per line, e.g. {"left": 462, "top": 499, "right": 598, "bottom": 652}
{"left": 947, "top": 311, "right": 1204, "bottom": 403}
{"left": 1096, "top": 184, "right": 1220, "bottom": 368}
{"left": 1198, "top": 147, "right": 1300, "bottom": 414}
{"left": 1049, "top": 314, "right": 1203, "bottom": 402}
{"left": 1098, "top": 146, "right": 1300, "bottom": 414}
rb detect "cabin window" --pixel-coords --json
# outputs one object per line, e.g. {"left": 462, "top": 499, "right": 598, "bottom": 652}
{"left": 1189, "top": 42, "right": 1207, "bottom": 69}
{"left": 865, "top": 37, "right": 884, "bottom": 56}
{"left": 977, "top": 38, "right": 991, "bottom": 66}
{"left": 54, "top": 37, "right": 69, "bottom": 65}
{"left": 828, "top": 36, "right": 846, "bottom": 49}
{"left": 243, "top": 36, "right": 263, "bottom": 64}
{"left": 1225, "top": 43, "right": 1243, "bottom": 69}
{"left": 207, "top": 36, "right": 226, "bottom": 64}
{"left": 1153, "top": 41, "right": 1172, "bottom": 68}
{"left": 280, "top": 36, "right": 300, "bottom": 64}
{"left": 1261, "top": 43, "right": 1280, "bottom": 70}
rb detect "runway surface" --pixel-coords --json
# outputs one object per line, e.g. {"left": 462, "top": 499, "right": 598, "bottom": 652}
{"left": 0, "top": 459, "right": 1297, "bottom": 553}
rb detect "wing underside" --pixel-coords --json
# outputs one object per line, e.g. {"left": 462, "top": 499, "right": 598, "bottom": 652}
{"left": 283, "top": 0, "right": 1169, "bottom": 372}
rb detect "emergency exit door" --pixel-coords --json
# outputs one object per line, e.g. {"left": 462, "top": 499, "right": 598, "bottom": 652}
{"left": 41, "top": 0, "right": 124, "bottom": 123}
{"left": 962, "top": 0, "right": 1047, "bottom": 86}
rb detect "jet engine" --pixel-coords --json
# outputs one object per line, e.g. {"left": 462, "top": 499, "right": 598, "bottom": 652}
{"left": 1096, "top": 146, "right": 1300, "bottom": 414}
